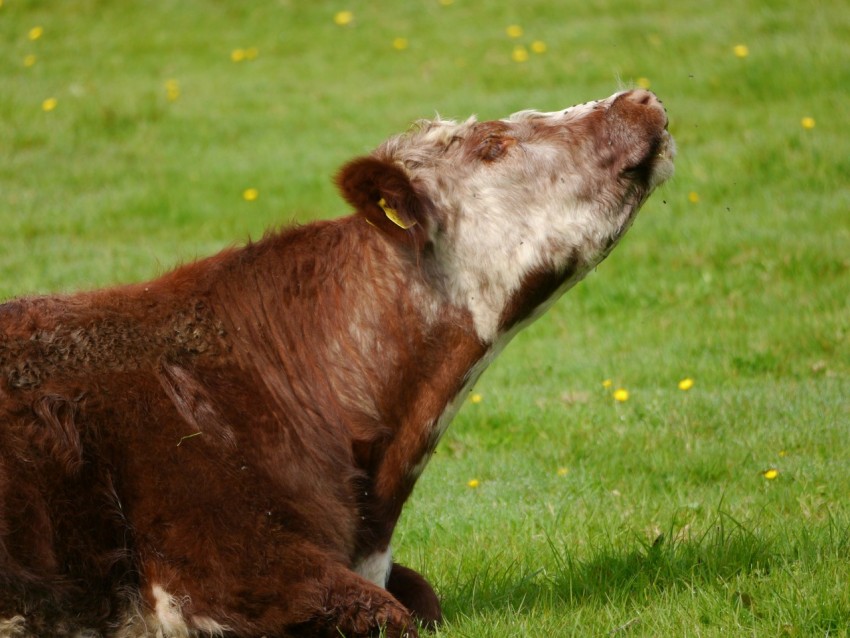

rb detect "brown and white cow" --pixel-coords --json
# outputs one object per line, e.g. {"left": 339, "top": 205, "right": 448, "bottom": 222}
{"left": 0, "top": 89, "right": 674, "bottom": 637}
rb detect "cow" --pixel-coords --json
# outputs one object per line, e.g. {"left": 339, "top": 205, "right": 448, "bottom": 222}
{"left": 0, "top": 89, "right": 674, "bottom": 637}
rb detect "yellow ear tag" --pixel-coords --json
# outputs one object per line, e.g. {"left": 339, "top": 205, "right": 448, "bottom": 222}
{"left": 378, "top": 198, "right": 416, "bottom": 229}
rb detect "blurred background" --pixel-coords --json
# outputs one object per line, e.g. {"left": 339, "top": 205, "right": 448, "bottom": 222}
{"left": 2, "top": 1, "right": 848, "bottom": 634}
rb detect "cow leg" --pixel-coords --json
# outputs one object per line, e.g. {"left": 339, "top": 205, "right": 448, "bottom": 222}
{"left": 137, "top": 547, "right": 418, "bottom": 638}
{"left": 386, "top": 563, "right": 442, "bottom": 629}
{"left": 297, "top": 564, "right": 419, "bottom": 638}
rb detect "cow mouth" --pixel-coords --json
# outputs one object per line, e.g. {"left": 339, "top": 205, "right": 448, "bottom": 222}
{"left": 645, "top": 128, "right": 676, "bottom": 189}
{"left": 604, "top": 89, "right": 676, "bottom": 189}
{"left": 617, "top": 127, "right": 675, "bottom": 198}
{"left": 608, "top": 109, "right": 675, "bottom": 241}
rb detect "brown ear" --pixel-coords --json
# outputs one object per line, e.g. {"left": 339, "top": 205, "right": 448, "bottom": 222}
{"left": 336, "top": 157, "right": 430, "bottom": 249}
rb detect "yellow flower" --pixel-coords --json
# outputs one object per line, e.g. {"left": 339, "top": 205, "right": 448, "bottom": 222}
{"left": 467, "top": 478, "right": 480, "bottom": 488}
{"left": 602, "top": 379, "right": 613, "bottom": 388}
{"left": 231, "top": 48, "right": 246, "bottom": 62}
{"left": 29, "top": 26, "right": 44, "bottom": 40}
{"left": 470, "top": 393, "right": 483, "bottom": 404}
{"left": 511, "top": 45, "right": 529, "bottom": 63}
{"left": 678, "top": 378, "right": 694, "bottom": 391}
{"left": 41, "top": 97, "right": 57, "bottom": 112}
{"left": 242, "top": 188, "right": 259, "bottom": 202}
{"left": 557, "top": 467, "right": 569, "bottom": 477}
{"left": 531, "top": 40, "right": 547, "bottom": 54}
{"left": 733, "top": 44, "right": 749, "bottom": 58}
{"left": 334, "top": 10, "right": 354, "bottom": 26}
{"left": 778, "top": 450, "right": 787, "bottom": 458}
{"left": 506, "top": 25, "right": 524, "bottom": 39}
{"left": 762, "top": 468, "right": 779, "bottom": 480}
{"left": 613, "top": 388, "right": 629, "bottom": 402}
{"left": 801, "top": 116, "right": 815, "bottom": 129}
{"left": 637, "top": 77, "right": 651, "bottom": 89}
{"left": 392, "top": 37, "right": 409, "bottom": 51}
{"left": 688, "top": 191, "right": 700, "bottom": 204}
{"left": 24, "top": 54, "right": 37, "bottom": 67}
{"left": 165, "top": 79, "right": 180, "bottom": 102}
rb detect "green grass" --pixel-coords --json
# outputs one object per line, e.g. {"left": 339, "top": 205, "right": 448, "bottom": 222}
{"left": 2, "top": 0, "right": 849, "bottom": 635}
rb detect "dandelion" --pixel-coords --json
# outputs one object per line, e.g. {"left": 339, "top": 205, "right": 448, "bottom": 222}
{"left": 762, "top": 468, "right": 779, "bottom": 480}
{"left": 334, "top": 10, "right": 354, "bottom": 26}
{"left": 678, "top": 378, "right": 695, "bottom": 391}
{"left": 506, "top": 25, "right": 524, "bottom": 39}
{"left": 511, "top": 45, "right": 529, "bottom": 63}
{"left": 392, "top": 37, "right": 408, "bottom": 51}
{"left": 557, "top": 467, "right": 569, "bottom": 477}
{"left": 778, "top": 450, "right": 788, "bottom": 457}
{"left": 231, "top": 48, "right": 246, "bottom": 62}
{"left": 242, "top": 188, "right": 259, "bottom": 202}
{"left": 24, "top": 54, "right": 37, "bottom": 67}
{"left": 801, "top": 116, "right": 815, "bottom": 129}
{"left": 733, "top": 44, "right": 749, "bottom": 58}
{"left": 165, "top": 79, "right": 180, "bottom": 102}
{"left": 613, "top": 388, "right": 629, "bottom": 402}
{"left": 29, "top": 26, "right": 44, "bottom": 40}
{"left": 531, "top": 40, "right": 547, "bottom": 54}
{"left": 42, "top": 97, "right": 57, "bottom": 112}
{"left": 637, "top": 77, "right": 651, "bottom": 89}
{"left": 688, "top": 191, "right": 700, "bottom": 204}
{"left": 467, "top": 478, "right": 480, "bottom": 488}
{"left": 470, "top": 393, "right": 482, "bottom": 404}
{"left": 602, "top": 379, "right": 613, "bottom": 388}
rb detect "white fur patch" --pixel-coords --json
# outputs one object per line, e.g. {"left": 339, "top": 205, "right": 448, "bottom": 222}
{"left": 189, "top": 615, "right": 229, "bottom": 636}
{"left": 151, "top": 585, "right": 191, "bottom": 638}
{"left": 354, "top": 546, "right": 393, "bottom": 587}
{"left": 379, "top": 90, "right": 673, "bottom": 344}
{"left": 0, "top": 616, "right": 28, "bottom": 637}
{"left": 508, "top": 96, "right": 604, "bottom": 122}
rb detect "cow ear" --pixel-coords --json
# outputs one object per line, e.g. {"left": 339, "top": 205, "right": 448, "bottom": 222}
{"left": 336, "top": 157, "right": 430, "bottom": 249}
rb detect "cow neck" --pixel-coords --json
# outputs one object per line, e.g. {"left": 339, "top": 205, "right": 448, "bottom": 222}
{"left": 210, "top": 218, "right": 490, "bottom": 549}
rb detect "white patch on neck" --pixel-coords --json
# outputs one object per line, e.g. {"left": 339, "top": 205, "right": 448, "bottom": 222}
{"left": 452, "top": 200, "right": 610, "bottom": 345}
{"left": 354, "top": 546, "right": 393, "bottom": 588}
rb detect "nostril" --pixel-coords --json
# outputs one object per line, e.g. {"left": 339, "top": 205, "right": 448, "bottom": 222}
{"left": 625, "top": 89, "right": 657, "bottom": 107}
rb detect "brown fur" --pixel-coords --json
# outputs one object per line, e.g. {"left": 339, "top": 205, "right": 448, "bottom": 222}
{"left": 0, "top": 217, "right": 476, "bottom": 636}
{"left": 0, "top": 90, "right": 674, "bottom": 637}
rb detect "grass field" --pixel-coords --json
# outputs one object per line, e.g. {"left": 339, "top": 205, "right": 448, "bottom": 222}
{"left": 2, "top": 0, "right": 849, "bottom": 636}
